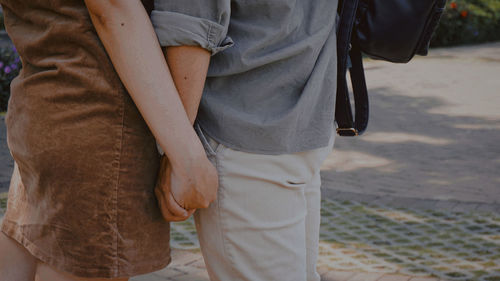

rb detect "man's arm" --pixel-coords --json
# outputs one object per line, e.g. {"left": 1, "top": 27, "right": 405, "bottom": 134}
{"left": 84, "top": 0, "right": 218, "bottom": 212}
{"left": 165, "top": 46, "right": 211, "bottom": 124}
{"left": 147, "top": 0, "right": 232, "bottom": 218}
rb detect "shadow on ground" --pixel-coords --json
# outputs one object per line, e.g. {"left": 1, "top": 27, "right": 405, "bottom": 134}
{"left": 322, "top": 87, "right": 500, "bottom": 204}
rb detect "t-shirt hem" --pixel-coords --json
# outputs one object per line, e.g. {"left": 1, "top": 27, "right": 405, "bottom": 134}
{"left": 197, "top": 121, "right": 333, "bottom": 155}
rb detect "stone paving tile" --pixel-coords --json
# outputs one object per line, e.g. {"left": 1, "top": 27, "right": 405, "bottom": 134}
{"left": 346, "top": 272, "right": 384, "bottom": 281}
{"left": 475, "top": 204, "right": 498, "bottom": 214}
{"left": 451, "top": 203, "right": 480, "bottom": 213}
{"left": 321, "top": 270, "right": 357, "bottom": 281}
{"left": 130, "top": 271, "right": 160, "bottom": 281}
{"left": 165, "top": 268, "right": 209, "bottom": 281}
{"left": 131, "top": 263, "right": 209, "bottom": 281}
{"left": 152, "top": 267, "right": 188, "bottom": 279}
{"left": 433, "top": 201, "right": 459, "bottom": 211}
{"left": 130, "top": 274, "right": 164, "bottom": 281}
{"left": 189, "top": 259, "right": 207, "bottom": 269}
{"left": 168, "top": 249, "right": 203, "bottom": 267}
{"left": 377, "top": 274, "right": 412, "bottom": 281}
{"left": 318, "top": 265, "right": 332, "bottom": 276}
{"left": 168, "top": 275, "right": 207, "bottom": 281}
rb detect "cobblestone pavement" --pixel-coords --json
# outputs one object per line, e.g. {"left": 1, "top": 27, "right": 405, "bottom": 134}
{"left": 128, "top": 197, "right": 500, "bottom": 281}
{"left": 1, "top": 43, "right": 499, "bottom": 280}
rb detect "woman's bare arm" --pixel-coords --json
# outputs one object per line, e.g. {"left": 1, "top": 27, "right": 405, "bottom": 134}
{"left": 154, "top": 46, "right": 211, "bottom": 220}
{"left": 84, "top": 0, "right": 217, "bottom": 210}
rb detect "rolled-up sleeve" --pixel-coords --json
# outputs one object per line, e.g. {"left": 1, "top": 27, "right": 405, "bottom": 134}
{"left": 151, "top": 0, "right": 233, "bottom": 55}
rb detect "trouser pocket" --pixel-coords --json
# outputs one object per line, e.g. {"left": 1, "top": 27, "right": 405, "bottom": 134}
{"left": 195, "top": 123, "right": 220, "bottom": 157}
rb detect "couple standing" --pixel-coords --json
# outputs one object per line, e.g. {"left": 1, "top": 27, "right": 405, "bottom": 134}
{"left": 0, "top": 0, "right": 339, "bottom": 280}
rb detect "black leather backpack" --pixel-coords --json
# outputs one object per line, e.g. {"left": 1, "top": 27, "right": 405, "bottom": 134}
{"left": 335, "top": 0, "right": 447, "bottom": 136}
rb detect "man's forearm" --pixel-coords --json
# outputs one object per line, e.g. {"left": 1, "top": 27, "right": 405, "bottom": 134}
{"left": 84, "top": 0, "right": 203, "bottom": 166}
{"left": 163, "top": 46, "right": 211, "bottom": 124}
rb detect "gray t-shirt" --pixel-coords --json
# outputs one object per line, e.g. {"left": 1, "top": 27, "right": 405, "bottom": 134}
{"left": 152, "top": 0, "right": 339, "bottom": 154}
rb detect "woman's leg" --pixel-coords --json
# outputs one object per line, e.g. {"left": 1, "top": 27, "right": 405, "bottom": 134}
{"left": 0, "top": 231, "right": 37, "bottom": 281}
{"left": 0, "top": 233, "right": 129, "bottom": 281}
{"left": 0, "top": 162, "right": 38, "bottom": 281}
{"left": 1, "top": 164, "right": 128, "bottom": 281}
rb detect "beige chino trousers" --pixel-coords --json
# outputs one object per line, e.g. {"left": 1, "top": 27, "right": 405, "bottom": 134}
{"left": 194, "top": 125, "right": 334, "bottom": 281}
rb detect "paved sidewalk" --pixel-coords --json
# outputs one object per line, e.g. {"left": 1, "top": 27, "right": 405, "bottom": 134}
{"left": 1, "top": 43, "right": 499, "bottom": 280}
{"left": 321, "top": 42, "right": 500, "bottom": 211}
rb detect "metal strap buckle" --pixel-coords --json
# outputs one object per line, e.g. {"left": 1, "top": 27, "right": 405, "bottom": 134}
{"left": 336, "top": 127, "right": 359, "bottom": 137}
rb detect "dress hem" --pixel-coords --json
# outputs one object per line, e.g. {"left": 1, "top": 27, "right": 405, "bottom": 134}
{"left": 1, "top": 219, "right": 171, "bottom": 278}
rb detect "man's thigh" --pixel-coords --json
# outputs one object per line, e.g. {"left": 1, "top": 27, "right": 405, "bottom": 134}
{"left": 195, "top": 135, "right": 330, "bottom": 281}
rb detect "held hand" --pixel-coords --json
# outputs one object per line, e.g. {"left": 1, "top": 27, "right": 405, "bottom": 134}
{"left": 155, "top": 156, "right": 195, "bottom": 222}
{"left": 168, "top": 149, "right": 219, "bottom": 210}
{"left": 157, "top": 146, "right": 219, "bottom": 212}
{"left": 155, "top": 147, "right": 218, "bottom": 221}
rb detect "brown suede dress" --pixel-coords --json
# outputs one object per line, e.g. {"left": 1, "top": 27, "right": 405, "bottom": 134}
{"left": 0, "top": 0, "right": 171, "bottom": 278}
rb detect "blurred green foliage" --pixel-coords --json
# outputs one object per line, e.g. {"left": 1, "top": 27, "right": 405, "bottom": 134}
{"left": 0, "top": 1, "right": 498, "bottom": 47}
{"left": 431, "top": 0, "right": 500, "bottom": 46}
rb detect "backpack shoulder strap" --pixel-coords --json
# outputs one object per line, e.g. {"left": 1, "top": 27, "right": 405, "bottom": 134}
{"left": 335, "top": 0, "right": 369, "bottom": 136}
